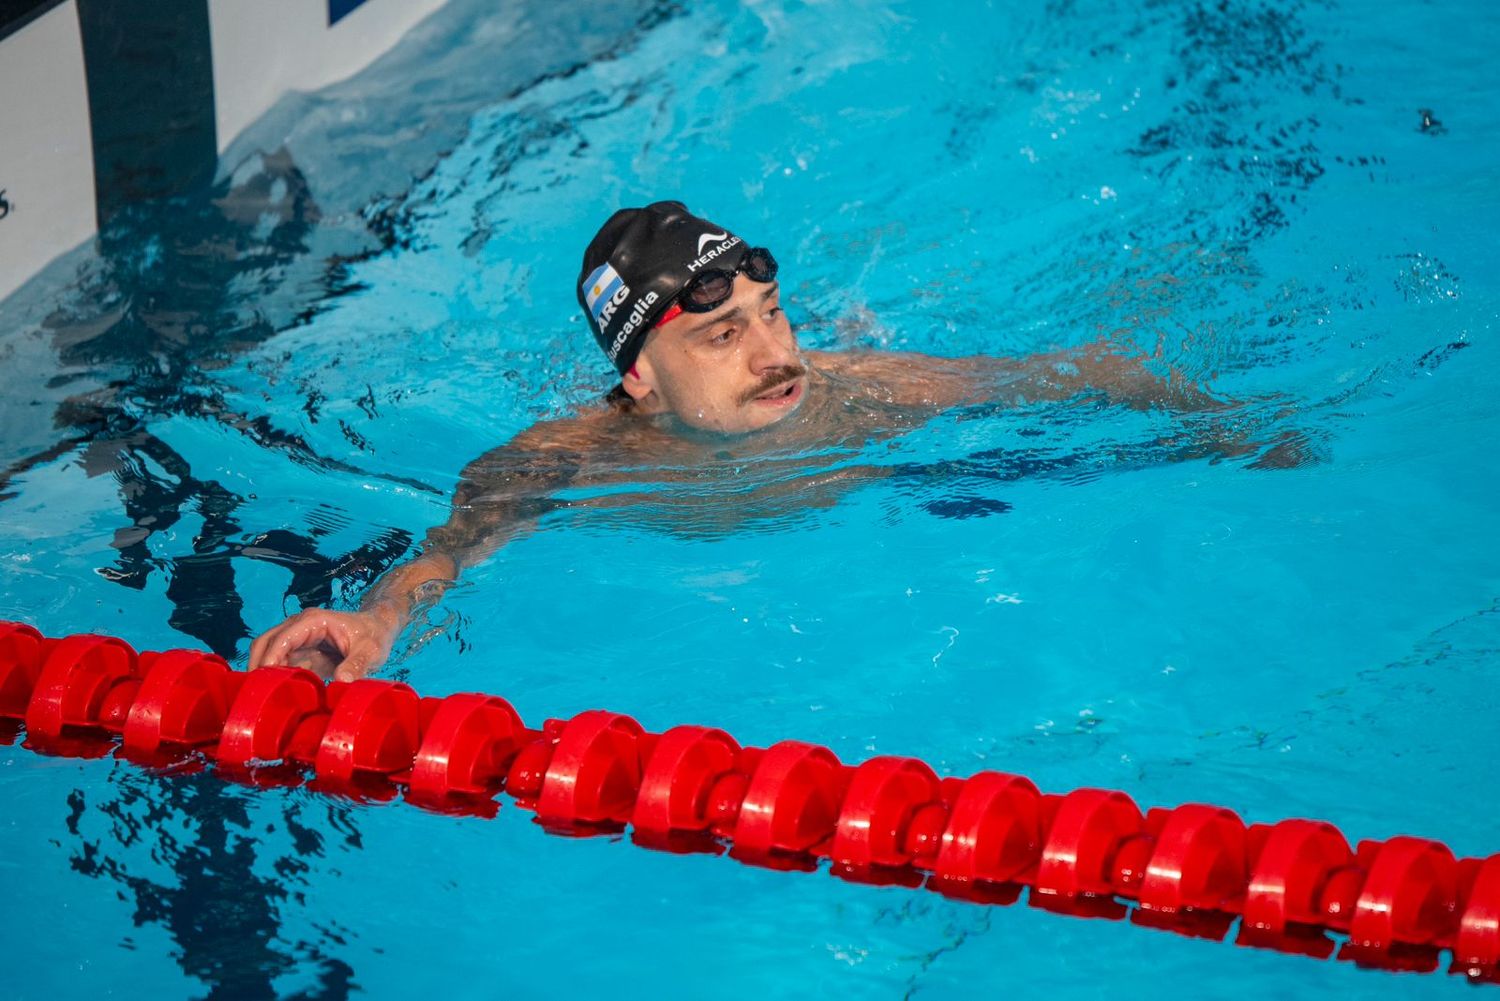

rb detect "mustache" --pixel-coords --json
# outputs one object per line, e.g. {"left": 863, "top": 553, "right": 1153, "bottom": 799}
{"left": 740, "top": 364, "right": 807, "bottom": 404}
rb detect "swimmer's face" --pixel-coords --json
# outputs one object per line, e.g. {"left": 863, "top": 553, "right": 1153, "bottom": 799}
{"left": 629, "top": 275, "right": 805, "bottom": 433}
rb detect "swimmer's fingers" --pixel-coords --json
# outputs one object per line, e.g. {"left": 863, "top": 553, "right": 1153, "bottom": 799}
{"left": 331, "top": 650, "right": 374, "bottom": 683}
{"left": 249, "top": 609, "right": 397, "bottom": 682}
{"left": 1246, "top": 428, "right": 1322, "bottom": 470}
{"left": 330, "top": 632, "right": 393, "bottom": 683}
{"left": 247, "top": 627, "right": 272, "bottom": 671}
{"left": 247, "top": 617, "right": 314, "bottom": 670}
{"left": 249, "top": 612, "right": 348, "bottom": 671}
{"left": 285, "top": 645, "right": 342, "bottom": 679}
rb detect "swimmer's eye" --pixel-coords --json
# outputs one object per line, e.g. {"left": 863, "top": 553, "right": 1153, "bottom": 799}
{"left": 708, "top": 328, "right": 736, "bottom": 346}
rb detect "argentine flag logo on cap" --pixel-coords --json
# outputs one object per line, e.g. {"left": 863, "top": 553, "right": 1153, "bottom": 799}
{"left": 584, "top": 262, "right": 626, "bottom": 323}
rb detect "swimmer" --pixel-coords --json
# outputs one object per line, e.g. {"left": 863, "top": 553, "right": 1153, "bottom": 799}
{"left": 249, "top": 200, "right": 1256, "bottom": 679}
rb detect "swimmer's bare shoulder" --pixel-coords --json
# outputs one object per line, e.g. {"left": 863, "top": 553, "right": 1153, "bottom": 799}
{"left": 449, "top": 392, "right": 679, "bottom": 479}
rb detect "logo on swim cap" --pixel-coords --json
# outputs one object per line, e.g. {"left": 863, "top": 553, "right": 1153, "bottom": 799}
{"left": 696, "top": 230, "right": 728, "bottom": 255}
{"left": 607, "top": 290, "right": 661, "bottom": 361}
{"left": 583, "top": 261, "right": 630, "bottom": 330}
{"left": 685, "top": 234, "right": 741, "bottom": 274}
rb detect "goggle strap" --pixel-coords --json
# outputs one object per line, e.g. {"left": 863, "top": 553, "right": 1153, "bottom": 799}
{"left": 654, "top": 302, "right": 684, "bottom": 328}
{"left": 653, "top": 248, "right": 778, "bottom": 328}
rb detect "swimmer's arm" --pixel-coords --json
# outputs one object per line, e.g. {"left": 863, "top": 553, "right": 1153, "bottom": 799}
{"left": 809, "top": 343, "right": 1223, "bottom": 413}
{"left": 999, "top": 341, "right": 1226, "bottom": 412}
{"left": 350, "top": 481, "right": 496, "bottom": 639}
{"left": 370, "top": 447, "right": 573, "bottom": 616}
{"left": 810, "top": 346, "right": 1308, "bottom": 465}
{"left": 249, "top": 429, "right": 580, "bottom": 679}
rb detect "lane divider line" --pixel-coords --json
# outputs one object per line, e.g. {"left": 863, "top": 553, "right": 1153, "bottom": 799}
{"left": 2, "top": 622, "right": 1496, "bottom": 983}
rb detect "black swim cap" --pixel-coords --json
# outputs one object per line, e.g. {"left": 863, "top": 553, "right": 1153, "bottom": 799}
{"left": 577, "top": 200, "right": 746, "bottom": 373}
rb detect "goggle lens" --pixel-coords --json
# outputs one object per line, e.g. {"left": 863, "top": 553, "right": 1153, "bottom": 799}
{"left": 677, "top": 247, "right": 779, "bottom": 313}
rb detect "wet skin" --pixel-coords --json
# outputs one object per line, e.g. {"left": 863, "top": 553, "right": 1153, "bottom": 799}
{"left": 248, "top": 274, "right": 1249, "bottom": 680}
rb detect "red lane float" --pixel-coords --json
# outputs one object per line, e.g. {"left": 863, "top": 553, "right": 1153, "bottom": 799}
{"left": 830, "top": 755, "right": 940, "bottom": 871}
{"left": 632, "top": 725, "right": 740, "bottom": 839}
{"left": 931, "top": 771, "right": 1044, "bottom": 888}
{"left": 409, "top": 693, "right": 524, "bottom": 800}
{"left": 216, "top": 665, "right": 324, "bottom": 767}
{"left": 0, "top": 622, "right": 47, "bottom": 717}
{"left": 26, "top": 634, "right": 136, "bottom": 741}
{"left": 537, "top": 710, "right": 645, "bottom": 827}
{"left": 1036, "top": 787, "right": 1143, "bottom": 900}
{"left": 123, "top": 650, "right": 239, "bottom": 757}
{"left": 0, "top": 623, "right": 1496, "bottom": 985}
{"left": 314, "top": 679, "right": 422, "bottom": 783}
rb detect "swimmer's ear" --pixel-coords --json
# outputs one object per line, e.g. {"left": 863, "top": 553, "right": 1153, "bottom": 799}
{"left": 621, "top": 354, "right": 658, "bottom": 405}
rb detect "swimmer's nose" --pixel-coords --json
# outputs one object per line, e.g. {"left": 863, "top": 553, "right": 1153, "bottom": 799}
{"left": 744, "top": 313, "right": 797, "bottom": 372}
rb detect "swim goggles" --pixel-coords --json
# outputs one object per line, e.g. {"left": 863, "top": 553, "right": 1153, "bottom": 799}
{"left": 654, "top": 246, "right": 779, "bottom": 327}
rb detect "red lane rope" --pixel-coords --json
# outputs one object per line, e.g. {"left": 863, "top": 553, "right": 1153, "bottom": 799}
{"left": 2, "top": 622, "right": 1496, "bottom": 983}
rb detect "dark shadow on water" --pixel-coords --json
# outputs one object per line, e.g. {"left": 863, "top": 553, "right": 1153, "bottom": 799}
{"left": 66, "top": 765, "right": 361, "bottom": 1000}
{"left": 0, "top": 148, "right": 419, "bottom": 658}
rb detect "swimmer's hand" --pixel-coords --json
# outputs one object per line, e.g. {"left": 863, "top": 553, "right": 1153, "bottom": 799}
{"left": 248, "top": 550, "right": 462, "bottom": 681}
{"left": 247, "top": 605, "right": 400, "bottom": 682}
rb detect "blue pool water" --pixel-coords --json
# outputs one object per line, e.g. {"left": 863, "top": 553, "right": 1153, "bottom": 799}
{"left": 2, "top": 0, "right": 1498, "bottom": 997}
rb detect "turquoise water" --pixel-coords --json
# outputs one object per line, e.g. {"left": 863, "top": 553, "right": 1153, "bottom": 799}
{"left": 2, "top": 0, "right": 1498, "bottom": 997}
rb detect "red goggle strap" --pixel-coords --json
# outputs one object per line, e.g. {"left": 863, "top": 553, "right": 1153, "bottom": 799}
{"left": 654, "top": 302, "right": 684, "bottom": 328}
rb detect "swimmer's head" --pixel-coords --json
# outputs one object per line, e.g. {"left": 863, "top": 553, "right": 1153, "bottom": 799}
{"left": 579, "top": 201, "right": 749, "bottom": 372}
{"left": 579, "top": 201, "right": 804, "bottom": 433}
